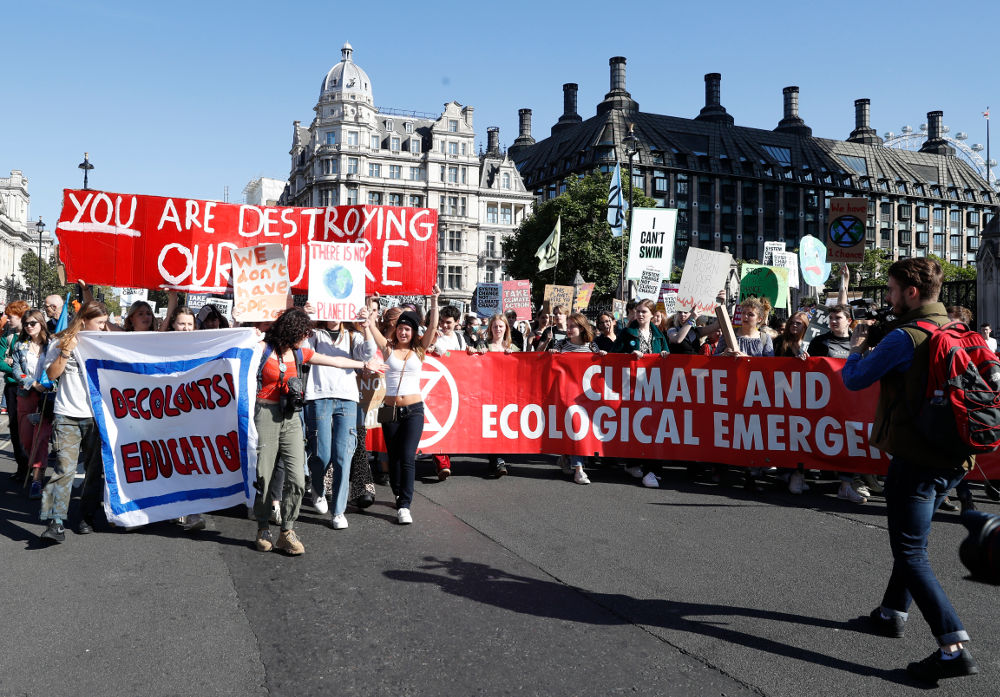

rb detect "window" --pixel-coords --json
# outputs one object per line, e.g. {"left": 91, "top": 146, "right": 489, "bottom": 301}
{"left": 502, "top": 173, "right": 511, "bottom": 189}
{"left": 409, "top": 195, "right": 422, "bottom": 207}
{"left": 371, "top": 135, "right": 381, "bottom": 150}
{"left": 410, "top": 138, "right": 421, "bottom": 152}
{"left": 880, "top": 203, "right": 893, "bottom": 219}
{"left": 762, "top": 145, "right": 793, "bottom": 167}
{"left": 320, "top": 189, "right": 338, "bottom": 206}
{"left": 916, "top": 206, "right": 928, "bottom": 221}
{"left": 325, "top": 132, "right": 336, "bottom": 145}
{"left": 409, "top": 166, "right": 424, "bottom": 181}
{"left": 438, "top": 265, "right": 446, "bottom": 288}
{"left": 632, "top": 174, "right": 644, "bottom": 190}
{"left": 368, "top": 191, "right": 382, "bottom": 205}
{"left": 369, "top": 163, "right": 381, "bottom": 177}
{"left": 391, "top": 137, "right": 400, "bottom": 152}
{"left": 448, "top": 142, "right": 459, "bottom": 155}
{"left": 448, "top": 228, "right": 463, "bottom": 252}
{"left": 898, "top": 204, "right": 911, "bottom": 220}
{"left": 448, "top": 166, "right": 459, "bottom": 183}
{"left": 485, "top": 266, "right": 496, "bottom": 283}
{"left": 486, "top": 204, "right": 498, "bottom": 224}
{"left": 461, "top": 142, "right": 467, "bottom": 155}
{"left": 500, "top": 204, "right": 512, "bottom": 225}
{"left": 485, "top": 234, "right": 496, "bottom": 257}
{"left": 840, "top": 155, "right": 867, "bottom": 175}
{"left": 346, "top": 188, "right": 358, "bottom": 205}
{"left": 347, "top": 131, "right": 359, "bottom": 146}
{"left": 447, "top": 265, "right": 463, "bottom": 289}
{"left": 388, "top": 193, "right": 402, "bottom": 206}
{"left": 448, "top": 119, "right": 459, "bottom": 132}
{"left": 322, "top": 159, "right": 338, "bottom": 175}
{"left": 933, "top": 233, "right": 944, "bottom": 249}
{"left": 445, "top": 196, "right": 459, "bottom": 216}
{"left": 347, "top": 157, "right": 359, "bottom": 174}
{"left": 404, "top": 122, "right": 413, "bottom": 134}
{"left": 439, "top": 165, "right": 446, "bottom": 181}
{"left": 389, "top": 165, "right": 402, "bottom": 179}
{"left": 969, "top": 211, "right": 980, "bottom": 226}
{"left": 461, "top": 167, "right": 468, "bottom": 184}
{"left": 459, "top": 197, "right": 467, "bottom": 216}
{"left": 385, "top": 119, "right": 393, "bottom": 130}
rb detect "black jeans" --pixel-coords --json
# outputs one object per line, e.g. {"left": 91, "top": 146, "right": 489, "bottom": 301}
{"left": 383, "top": 402, "right": 424, "bottom": 510}
{"left": 4, "top": 384, "right": 27, "bottom": 473}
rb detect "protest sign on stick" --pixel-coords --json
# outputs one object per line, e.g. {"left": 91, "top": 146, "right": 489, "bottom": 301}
{"left": 635, "top": 266, "right": 663, "bottom": 302}
{"left": 502, "top": 280, "right": 531, "bottom": 320}
{"left": 542, "top": 284, "right": 574, "bottom": 313}
{"left": 772, "top": 251, "right": 800, "bottom": 290}
{"left": 676, "top": 248, "right": 732, "bottom": 315}
{"left": 231, "top": 244, "right": 289, "bottom": 322}
{"left": 715, "top": 304, "right": 738, "bottom": 353}
{"left": 762, "top": 241, "right": 786, "bottom": 266}
{"left": 739, "top": 264, "right": 789, "bottom": 310}
{"left": 307, "top": 242, "right": 366, "bottom": 321}
{"left": 474, "top": 283, "right": 503, "bottom": 318}
{"left": 625, "top": 208, "right": 676, "bottom": 281}
{"left": 573, "top": 283, "right": 596, "bottom": 311}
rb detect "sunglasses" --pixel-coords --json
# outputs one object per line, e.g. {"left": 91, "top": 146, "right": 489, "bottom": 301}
{"left": 24, "top": 321, "right": 40, "bottom": 327}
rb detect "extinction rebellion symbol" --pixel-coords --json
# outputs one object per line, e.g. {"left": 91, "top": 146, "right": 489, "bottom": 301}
{"left": 828, "top": 215, "right": 865, "bottom": 248}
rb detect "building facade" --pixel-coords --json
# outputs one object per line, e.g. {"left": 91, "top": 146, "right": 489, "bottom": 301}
{"left": 510, "top": 58, "right": 998, "bottom": 268}
{"left": 0, "top": 169, "right": 53, "bottom": 302}
{"left": 243, "top": 177, "right": 288, "bottom": 207}
{"left": 280, "top": 42, "right": 532, "bottom": 307}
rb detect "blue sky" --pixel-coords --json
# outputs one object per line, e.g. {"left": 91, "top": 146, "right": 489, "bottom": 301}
{"left": 3, "top": 0, "right": 997, "bottom": 239}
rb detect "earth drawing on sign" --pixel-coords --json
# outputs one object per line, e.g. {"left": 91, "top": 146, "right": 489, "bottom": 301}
{"left": 829, "top": 215, "right": 865, "bottom": 248}
{"left": 323, "top": 265, "right": 353, "bottom": 300}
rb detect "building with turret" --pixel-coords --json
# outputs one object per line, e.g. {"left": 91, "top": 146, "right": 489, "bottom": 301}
{"left": 510, "top": 57, "right": 998, "bottom": 267}
{"left": 280, "top": 42, "right": 532, "bottom": 307}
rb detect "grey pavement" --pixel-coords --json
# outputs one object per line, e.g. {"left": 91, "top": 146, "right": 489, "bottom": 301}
{"left": 1, "top": 425, "right": 997, "bottom": 697}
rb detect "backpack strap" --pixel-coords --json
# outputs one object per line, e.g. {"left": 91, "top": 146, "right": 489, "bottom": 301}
{"left": 256, "top": 344, "right": 273, "bottom": 394}
{"left": 295, "top": 347, "right": 310, "bottom": 391}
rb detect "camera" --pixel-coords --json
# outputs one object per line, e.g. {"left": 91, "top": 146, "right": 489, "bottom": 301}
{"left": 282, "top": 376, "right": 306, "bottom": 414}
{"left": 959, "top": 510, "right": 1000, "bottom": 585}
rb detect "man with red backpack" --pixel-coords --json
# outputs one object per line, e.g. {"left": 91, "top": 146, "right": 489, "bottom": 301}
{"left": 842, "top": 257, "right": 982, "bottom": 684}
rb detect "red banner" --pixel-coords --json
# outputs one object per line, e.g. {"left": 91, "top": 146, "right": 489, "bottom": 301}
{"left": 369, "top": 353, "right": 1000, "bottom": 477}
{"left": 55, "top": 189, "right": 438, "bottom": 295}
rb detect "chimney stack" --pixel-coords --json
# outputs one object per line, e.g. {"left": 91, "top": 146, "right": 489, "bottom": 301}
{"left": 774, "top": 86, "right": 812, "bottom": 137}
{"left": 486, "top": 126, "right": 500, "bottom": 156}
{"left": 552, "top": 82, "right": 583, "bottom": 135}
{"left": 847, "top": 98, "right": 882, "bottom": 145}
{"left": 695, "top": 73, "right": 734, "bottom": 125}
{"left": 920, "top": 110, "right": 955, "bottom": 155}
{"left": 610, "top": 57, "right": 627, "bottom": 94}
{"left": 598, "top": 56, "right": 639, "bottom": 115}
{"left": 509, "top": 108, "right": 537, "bottom": 161}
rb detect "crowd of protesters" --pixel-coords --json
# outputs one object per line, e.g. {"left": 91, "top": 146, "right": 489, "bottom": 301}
{"left": 3, "top": 278, "right": 999, "bottom": 557}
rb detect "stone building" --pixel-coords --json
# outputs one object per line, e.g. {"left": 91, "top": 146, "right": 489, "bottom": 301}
{"left": 280, "top": 42, "right": 532, "bottom": 307}
{"left": 509, "top": 57, "right": 998, "bottom": 268}
{"left": 0, "top": 169, "right": 53, "bottom": 302}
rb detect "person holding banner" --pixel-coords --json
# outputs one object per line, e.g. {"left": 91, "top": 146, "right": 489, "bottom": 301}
{"left": 1, "top": 300, "right": 31, "bottom": 482}
{"left": 667, "top": 310, "right": 709, "bottom": 355}
{"left": 594, "top": 312, "right": 617, "bottom": 353}
{"left": 122, "top": 301, "right": 156, "bottom": 332}
{"left": 253, "top": 308, "right": 385, "bottom": 554}
{"left": 775, "top": 312, "right": 811, "bottom": 359}
{"left": 13, "top": 309, "right": 53, "bottom": 499}
{"left": 369, "top": 286, "right": 441, "bottom": 525}
{"left": 478, "top": 313, "right": 519, "bottom": 478}
{"left": 38, "top": 301, "right": 110, "bottom": 543}
{"left": 304, "top": 313, "right": 376, "bottom": 530}
{"left": 536, "top": 306, "right": 569, "bottom": 352}
{"left": 612, "top": 300, "right": 669, "bottom": 488}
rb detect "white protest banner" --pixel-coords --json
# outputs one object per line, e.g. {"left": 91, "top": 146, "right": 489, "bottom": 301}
{"left": 626, "top": 208, "right": 677, "bottom": 281}
{"left": 116, "top": 287, "right": 148, "bottom": 307}
{"left": 474, "top": 282, "right": 502, "bottom": 318}
{"left": 762, "top": 241, "right": 786, "bottom": 266}
{"left": 76, "top": 329, "right": 260, "bottom": 527}
{"left": 308, "top": 242, "right": 366, "bottom": 321}
{"left": 635, "top": 266, "right": 663, "bottom": 302}
{"left": 676, "top": 248, "right": 732, "bottom": 315}
{"left": 231, "top": 244, "right": 289, "bottom": 321}
{"left": 772, "top": 250, "right": 800, "bottom": 289}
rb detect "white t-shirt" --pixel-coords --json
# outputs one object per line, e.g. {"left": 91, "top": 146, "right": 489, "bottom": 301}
{"left": 987, "top": 336, "right": 998, "bottom": 353}
{"left": 305, "top": 329, "right": 376, "bottom": 402}
{"left": 434, "top": 331, "right": 466, "bottom": 352}
{"left": 45, "top": 342, "right": 94, "bottom": 418}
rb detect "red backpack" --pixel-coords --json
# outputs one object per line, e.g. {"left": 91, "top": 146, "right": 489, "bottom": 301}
{"left": 910, "top": 319, "right": 1000, "bottom": 455}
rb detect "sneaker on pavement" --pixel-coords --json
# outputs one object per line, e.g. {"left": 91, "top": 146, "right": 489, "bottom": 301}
{"left": 838, "top": 481, "right": 867, "bottom": 504}
{"left": 77, "top": 518, "right": 94, "bottom": 535}
{"left": 866, "top": 607, "right": 905, "bottom": 638}
{"left": 574, "top": 468, "right": 590, "bottom": 485}
{"left": 28, "top": 481, "right": 42, "bottom": 500}
{"left": 182, "top": 514, "right": 206, "bottom": 532}
{"left": 269, "top": 502, "right": 282, "bottom": 525}
{"left": 939, "top": 496, "right": 959, "bottom": 512}
{"left": 311, "top": 486, "right": 329, "bottom": 515}
{"left": 907, "top": 648, "right": 978, "bottom": 683}
{"left": 855, "top": 484, "right": 872, "bottom": 499}
{"left": 396, "top": 508, "right": 413, "bottom": 525}
{"left": 41, "top": 521, "right": 66, "bottom": 543}
{"left": 789, "top": 471, "right": 805, "bottom": 494}
{"left": 625, "top": 465, "right": 644, "bottom": 479}
{"left": 437, "top": 467, "right": 451, "bottom": 481}
{"left": 255, "top": 529, "right": 274, "bottom": 552}
{"left": 275, "top": 529, "right": 305, "bottom": 555}
{"left": 641, "top": 472, "right": 660, "bottom": 489}
{"left": 493, "top": 458, "right": 507, "bottom": 478}
{"left": 330, "top": 513, "right": 348, "bottom": 530}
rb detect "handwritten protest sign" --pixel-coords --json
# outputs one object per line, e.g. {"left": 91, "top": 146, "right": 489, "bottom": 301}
{"left": 308, "top": 242, "right": 366, "bottom": 321}
{"left": 762, "top": 241, "right": 786, "bottom": 266}
{"left": 827, "top": 197, "right": 867, "bottom": 263}
{"left": 502, "top": 279, "right": 531, "bottom": 320}
{"left": 739, "top": 264, "right": 789, "bottom": 310}
{"left": 543, "top": 284, "right": 574, "bottom": 313}
{"left": 231, "top": 244, "right": 289, "bottom": 321}
{"left": 772, "top": 250, "right": 800, "bottom": 290}
{"left": 573, "top": 283, "right": 595, "bottom": 311}
{"left": 799, "top": 234, "right": 832, "bottom": 287}
{"left": 676, "top": 248, "right": 732, "bottom": 315}
{"left": 474, "top": 283, "right": 503, "bottom": 318}
{"left": 626, "top": 208, "right": 676, "bottom": 281}
{"left": 55, "top": 189, "right": 438, "bottom": 295}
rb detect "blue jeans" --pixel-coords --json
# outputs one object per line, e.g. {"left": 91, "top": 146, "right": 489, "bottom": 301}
{"left": 880, "top": 457, "right": 970, "bottom": 645}
{"left": 304, "top": 398, "right": 358, "bottom": 516}
{"left": 382, "top": 402, "right": 424, "bottom": 510}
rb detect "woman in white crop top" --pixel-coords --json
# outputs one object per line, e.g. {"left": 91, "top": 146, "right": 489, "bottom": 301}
{"left": 369, "top": 286, "right": 440, "bottom": 524}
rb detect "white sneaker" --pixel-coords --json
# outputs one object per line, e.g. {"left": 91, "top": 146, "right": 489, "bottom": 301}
{"left": 641, "top": 472, "right": 660, "bottom": 488}
{"left": 311, "top": 487, "right": 329, "bottom": 515}
{"left": 182, "top": 514, "right": 206, "bottom": 532}
{"left": 330, "top": 513, "right": 348, "bottom": 530}
{"left": 855, "top": 484, "right": 872, "bottom": 499}
{"left": 574, "top": 468, "right": 590, "bottom": 485}
{"left": 838, "top": 481, "right": 867, "bottom": 504}
{"left": 789, "top": 471, "right": 805, "bottom": 494}
{"left": 396, "top": 508, "right": 412, "bottom": 525}
{"left": 626, "top": 466, "right": 644, "bottom": 479}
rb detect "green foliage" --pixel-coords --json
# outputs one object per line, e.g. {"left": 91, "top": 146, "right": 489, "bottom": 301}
{"left": 927, "top": 254, "right": 977, "bottom": 281}
{"left": 18, "top": 252, "right": 121, "bottom": 314}
{"left": 501, "top": 170, "right": 656, "bottom": 304}
{"left": 825, "top": 249, "right": 977, "bottom": 291}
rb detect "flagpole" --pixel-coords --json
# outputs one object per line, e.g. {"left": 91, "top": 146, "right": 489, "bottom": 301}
{"left": 987, "top": 107, "right": 991, "bottom": 190}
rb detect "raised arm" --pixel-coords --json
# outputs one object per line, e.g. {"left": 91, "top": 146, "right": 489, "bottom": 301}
{"left": 838, "top": 264, "right": 849, "bottom": 306}
{"left": 159, "top": 290, "right": 179, "bottom": 332}
{"left": 419, "top": 284, "right": 441, "bottom": 351}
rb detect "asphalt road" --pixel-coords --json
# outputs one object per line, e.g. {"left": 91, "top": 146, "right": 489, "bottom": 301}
{"left": 1, "top": 429, "right": 997, "bottom": 697}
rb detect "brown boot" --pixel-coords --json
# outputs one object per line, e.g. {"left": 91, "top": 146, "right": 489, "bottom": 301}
{"left": 255, "top": 529, "right": 274, "bottom": 552}
{"left": 275, "top": 529, "right": 305, "bottom": 555}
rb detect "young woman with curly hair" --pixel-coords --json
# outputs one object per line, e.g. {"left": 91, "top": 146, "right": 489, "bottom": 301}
{"left": 252, "top": 307, "right": 384, "bottom": 555}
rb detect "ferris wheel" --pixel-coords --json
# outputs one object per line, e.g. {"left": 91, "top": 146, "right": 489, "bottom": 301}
{"left": 883, "top": 122, "right": 999, "bottom": 191}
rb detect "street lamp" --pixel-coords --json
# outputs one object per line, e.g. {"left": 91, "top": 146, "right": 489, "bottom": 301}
{"left": 35, "top": 217, "right": 44, "bottom": 307}
{"left": 621, "top": 124, "right": 639, "bottom": 299}
{"left": 78, "top": 152, "right": 94, "bottom": 190}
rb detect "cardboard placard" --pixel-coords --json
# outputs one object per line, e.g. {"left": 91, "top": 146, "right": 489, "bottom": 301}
{"left": 676, "top": 248, "right": 732, "bottom": 315}
{"left": 231, "top": 244, "right": 289, "bottom": 321}
{"left": 542, "top": 284, "right": 574, "bottom": 313}
{"left": 573, "top": 283, "right": 595, "bottom": 312}
{"left": 827, "top": 197, "right": 867, "bottom": 263}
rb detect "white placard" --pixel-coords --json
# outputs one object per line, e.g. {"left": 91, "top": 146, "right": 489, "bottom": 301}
{"left": 772, "top": 250, "right": 800, "bottom": 289}
{"left": 762, "top": 241, "right": 786, "bottom": 266}
{"left": 307, "top": 242, "right": 366, "bottom": 321}
{"left": 676, "top": 248, "right": 732, "bottom": 315}
{"left": 626, "top": 208, "right": 677, "bottom": 281}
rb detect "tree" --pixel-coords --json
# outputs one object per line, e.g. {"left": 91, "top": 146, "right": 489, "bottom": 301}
{"left": 825, "top": 248, "right": 893, "bottom": 291}
{"left": 502, "top": 170, "right": 656, "bottom": 304}
{"left": 927, "top": 254, "right": 977, "bottom": 281}
{"left": 18, "top": 252, "right": 121, "bottom": 314}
